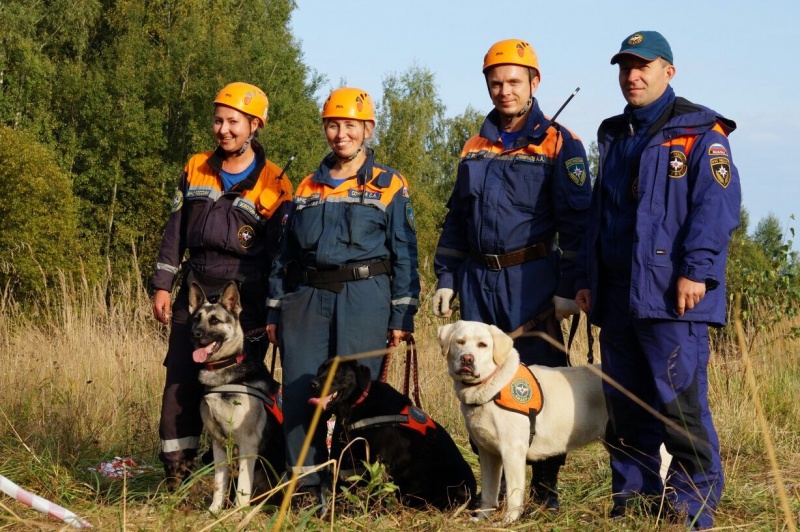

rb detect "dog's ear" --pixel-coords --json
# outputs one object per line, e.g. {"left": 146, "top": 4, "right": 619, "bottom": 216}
{"left": 437, "top": 322, "right": 457, "bottom": 356}
{"left": 188, "top": 282, "right": 206, "bottom": 314}
{"left": 488, "top": 324, "right": 514, "bottom": 366}
{"left": 356, "top": 363, "right": 372, "bottom": 390}
{"left": 219, "top": 281, "right": 242, "bottom": 317}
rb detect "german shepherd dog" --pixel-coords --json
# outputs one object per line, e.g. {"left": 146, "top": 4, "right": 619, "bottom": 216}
{"left": 309, "top": 358, "right": 477, "bottom": 510}
{"left": 189, "top": 281, "right": 285, "bottom": 512}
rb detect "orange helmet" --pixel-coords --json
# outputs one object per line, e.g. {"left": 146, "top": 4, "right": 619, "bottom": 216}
{"left": 321, "top": 87, "right": 375, "bottom": 125}
{"left": 214, "top": 82, "right": 269, "bottom": 128}
{"left": 482, "top": 39, "right": 540, "bottom": 77}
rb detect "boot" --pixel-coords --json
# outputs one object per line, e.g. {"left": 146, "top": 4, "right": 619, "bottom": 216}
{"left": 163, "top": 457, "right": 196, "bottom": 492}
{"left": 530, "top": 456, "right": 562, "bottom": 512}
{"left": 291, "top": 480, "right": 331, "bottom": 518}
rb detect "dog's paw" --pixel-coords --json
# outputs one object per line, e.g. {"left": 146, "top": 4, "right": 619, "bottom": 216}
{"left": 500, "top": 508, "right": 522, "bottom": 525}
{"left": 208, "top": 500, "right": 224, "bottom": 513}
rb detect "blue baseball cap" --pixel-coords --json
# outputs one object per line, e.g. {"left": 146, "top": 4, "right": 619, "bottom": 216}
{"left": 611, "top": 31, "right": 673, "bottom": 65}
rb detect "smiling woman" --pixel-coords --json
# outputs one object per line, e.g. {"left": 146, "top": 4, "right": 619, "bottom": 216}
{"left": 148, "top": 81, "right": 294, "bottom": 490}
{"left": 266, "top": 86, "right": 421, "bottom": 511}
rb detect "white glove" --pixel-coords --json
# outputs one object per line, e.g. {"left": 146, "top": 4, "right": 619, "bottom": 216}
{"left": 553, "top": 295, "right": 580, "bottom": 321}
{"left": 432, "top": 288, "right": 455, "bottom": 318}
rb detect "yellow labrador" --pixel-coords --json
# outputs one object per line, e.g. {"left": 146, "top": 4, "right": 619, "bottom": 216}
{"left": 438, "top": 320, "right": 607, "bottom": 524}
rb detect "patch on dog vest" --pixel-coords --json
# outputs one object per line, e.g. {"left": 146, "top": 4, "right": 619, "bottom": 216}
{"left": 264, "top": 391, "right": 284, "bottom": 425}
{"left": 400, "top": 405, "right": 436, "bottom": 435}
{"left": 493, "top": 364, "right": 543, "bottom": 416}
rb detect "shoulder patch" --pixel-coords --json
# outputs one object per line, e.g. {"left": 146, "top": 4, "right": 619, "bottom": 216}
{"left": 565, "top": 157, "right": 586, "bottom": 186}
{"left": 708, "top": 143, "right": 728, "bottom": 157}
{"left": 401, "top": 186, "right": 410, "bottom": 198}
{"left": 710, "top": 157, "right": 732, "bottom": 188}
{"left": 405, "top": 202, "right": 416, "bottom": 233}
{"left": 668, "top": 150, "right": 687, "bottom": 178}
{"left": 170, "top": 188, "right": 183, "bottom": 213}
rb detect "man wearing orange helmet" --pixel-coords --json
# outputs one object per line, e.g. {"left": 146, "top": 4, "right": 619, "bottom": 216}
{"left": 151, "top": 82, "right": 293, "bottom": 488}
{"left": 267, "top": 87, "right": 419, "bottom": 511}
{"left": 433, "top": 40, "right": 593, "bottom": 512}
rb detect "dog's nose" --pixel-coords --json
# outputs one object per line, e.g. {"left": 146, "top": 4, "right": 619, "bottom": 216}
{"left": 309, "top": 379, "right": 319, "bottom": 391}
{"left": 460, "top": 354, "right": 474, "bottom": 366}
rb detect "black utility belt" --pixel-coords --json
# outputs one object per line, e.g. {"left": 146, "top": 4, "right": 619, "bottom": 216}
{"left": 300, "top": 259, "right": 392, "bottom": 285}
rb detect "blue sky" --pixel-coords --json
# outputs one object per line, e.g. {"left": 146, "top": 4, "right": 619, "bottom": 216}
{"left": 290, "top": 0, "right": 799, "bottom": 240}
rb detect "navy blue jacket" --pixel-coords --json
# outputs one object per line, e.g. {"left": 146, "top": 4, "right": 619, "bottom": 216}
{"left": 435, "top": 99, "right": 592, "bottom": 302}
{"left": 578, "top": 96, "right": 741, "bottom": 326}
{"left": 268, "top": 149, "right": 419, "bottom": 331}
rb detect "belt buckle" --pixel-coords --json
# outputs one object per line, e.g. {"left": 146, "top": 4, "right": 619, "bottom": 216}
{"left": 354, "top": 264, "right": 371, "bottom": 279}
{"left": 484, "top": 254, "right": 502, "bottom": 271}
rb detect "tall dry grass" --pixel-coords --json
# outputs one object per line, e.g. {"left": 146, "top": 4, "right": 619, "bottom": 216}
{"left": 1, "top": 274, "right": 799, "bottom": 530}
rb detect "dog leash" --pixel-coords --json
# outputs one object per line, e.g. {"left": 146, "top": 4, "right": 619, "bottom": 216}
{"left": 403, "top": 336, "right": 422, "bottom": 409}
{"left": 565, "top": 314, "right": 595, "bottom": 365}
{"left": 381, "top": 336, "right": 422, "bottom": 408}
{"left": 245, "top": 326, "right": 267, "bottom": 342}
{"left": 509, "top": 308, "right": 595, "bottom": 365}
{"left": 244, "top": 327, "right": 281, "bottom": 373}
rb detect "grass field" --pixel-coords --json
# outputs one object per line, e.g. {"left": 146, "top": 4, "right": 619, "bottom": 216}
{"left": 1, "top": 276, "right": 798, "bottom": 530}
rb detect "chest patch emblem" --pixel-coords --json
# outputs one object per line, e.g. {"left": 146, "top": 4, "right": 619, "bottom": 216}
{"left": 565, "top": 157, "right": 586, "bottom": 186}
{"left": 238, "top": 225, "right": 255, "bottom": 248}
{"left": 668, "top": 150, "right": 687, "bottom": 178}
{"left": 710, "top": 157, "right": 732, "bottom": 188}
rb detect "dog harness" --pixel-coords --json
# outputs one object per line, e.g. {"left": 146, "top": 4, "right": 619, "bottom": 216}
{"left": 492, "top": 364, "right": 543, "bottom": 444}
{"left": 345, "top": 405, "right": 436, "bottom": 436}
{"left": 204, "top": 384, "right": 284, "bottom": 424}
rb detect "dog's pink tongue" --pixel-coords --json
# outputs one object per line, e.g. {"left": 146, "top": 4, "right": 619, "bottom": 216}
{"left": 193, "top": 345, "right": 214, "bottom": 363}
{"left": 308, "top": 395, "right": 332, "bottom": 410}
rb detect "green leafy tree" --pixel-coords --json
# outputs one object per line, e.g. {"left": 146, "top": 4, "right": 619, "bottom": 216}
{"left": 718, "top": 209, "right": 800, "bottom": 354}
{"left": 1, "top": 0, "right": 326, "bottom": 292}
{"left": 0, "top": 127, "right": 84, "bottom": 296}
{"left": 374, "top": 66, "right": 447, "bottom": 285}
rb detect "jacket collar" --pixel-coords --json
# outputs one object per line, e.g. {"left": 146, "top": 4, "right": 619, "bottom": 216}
{"left": 311, "top": 148, "right": 393, "bottom": 188}
{"left": 206, "top": 139, "right": 267, "bottom": 192}
{"left": 480, "top": 98, "right": 551, "bottom": 148}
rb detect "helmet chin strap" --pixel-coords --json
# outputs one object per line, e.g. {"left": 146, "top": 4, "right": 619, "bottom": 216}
{"left": 517, "top": 97, "right": 532, "bottom": 117}
{"left": 500, "top": 97, "right": 532, "bottom": 129}
{"left": 338, "top": 145, "right": 363, "bottom": 162}
{"left": 237, "top": 133, "right": 254, "bottom": 156}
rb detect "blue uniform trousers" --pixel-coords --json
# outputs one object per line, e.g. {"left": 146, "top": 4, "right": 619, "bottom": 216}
{"left": 279, "top": 276, "right": 390, "bottom": 487}
{"left": 599, "top": 285, "right": 723, "bottom": 528}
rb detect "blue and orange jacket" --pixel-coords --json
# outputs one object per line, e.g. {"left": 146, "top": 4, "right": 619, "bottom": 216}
{"left": 267, "top": 149, "right": 419, "bottom": 331}
{"left": 434, "top": 99, "right": 592, "bottom": 300}
{"left": 151, "top": 140, "right": 293, "bottom": 291}
{"left": 578, "top": 96, "right": 741, "bottom": 325}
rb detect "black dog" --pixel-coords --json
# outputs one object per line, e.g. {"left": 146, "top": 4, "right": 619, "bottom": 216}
{"left": 309, "top": 358, "right": 476, "bottom": 510}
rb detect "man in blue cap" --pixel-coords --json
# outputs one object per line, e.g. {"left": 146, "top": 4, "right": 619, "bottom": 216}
{"left": 575, "top": 31, "right": 741, "bottom": 528}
